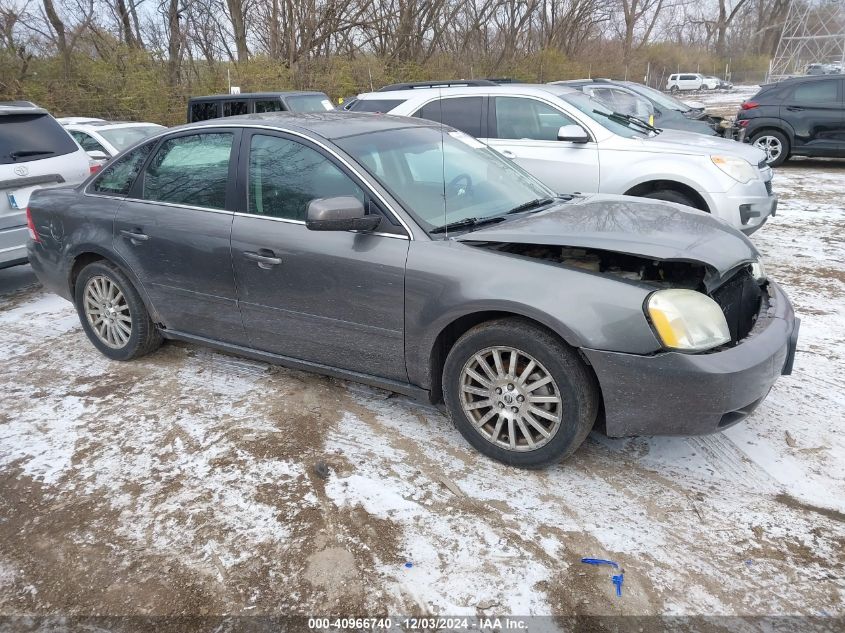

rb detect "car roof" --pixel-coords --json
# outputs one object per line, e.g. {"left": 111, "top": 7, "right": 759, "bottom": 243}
{"left": 189, "top": 91, "right": 327, "bottom": 101}
{"left": 356, "top": 84, "right": 579, "bottom": 100}
{"left": 175, "top": 111, "right": 440, "bottom": 140}
{"left": 65, "top": 121, "right": 163, "bottom": 131}
{"left": 0, "top": 102, "right": 48, "bottom": 116}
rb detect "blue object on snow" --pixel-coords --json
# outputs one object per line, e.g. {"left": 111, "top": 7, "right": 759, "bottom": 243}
{"left": 612, "top": 573, "right": 624, "bottom": 597}
{"left": 404, "top": 562, "right": 413, "bottom": 568}
{"left": 581, "top": 558, "right": 619, "bottom": 570}
{"left": 581, "top": 558, "right": 623, "bottom": 597}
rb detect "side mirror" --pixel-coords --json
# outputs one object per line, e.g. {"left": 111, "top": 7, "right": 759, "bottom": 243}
{"left": 87, "top": 150, "right": 109, "bottom": 161}
{"left": 557, "top": 125, "right": 590, "bottom": 143}
{"left": 306, "top": 196, "right": 381, "bottom": 232}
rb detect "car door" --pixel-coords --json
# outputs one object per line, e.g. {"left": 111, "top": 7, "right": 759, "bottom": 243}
{"left": 782, "top": 78, "right": 845, "bottom": 154}
{"left": 113, "top": 129, "right": 248, "bottom": 345}
{"left": 484, "top": 95, "right": 600, "bottom": 194}
{"left": 230, "top": 130, "right": 409, "bottom": 381}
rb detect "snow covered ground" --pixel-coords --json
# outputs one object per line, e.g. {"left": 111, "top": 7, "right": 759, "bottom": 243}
{"left": 0, "top": 139, "right": 843, "bottom": 619}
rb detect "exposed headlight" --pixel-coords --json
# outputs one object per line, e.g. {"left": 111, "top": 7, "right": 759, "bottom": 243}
{"left": 710, "top": 155, "right": 757, "bottom": 183}
{"left": 751, "top": 259, "right": 766, "bottom": 282}
{"left": 646, "top": 289, "right": 731, "bottom": 352}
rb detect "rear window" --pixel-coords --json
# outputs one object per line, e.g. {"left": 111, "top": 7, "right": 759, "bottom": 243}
{"left": 285, "top": 94, "right": 334, "bottom": 113}
{"left": 349, "top": 99, "right": 407, "bottom": 113}
{"left": 1, "top": 113, "right": 79, "bottom": 164}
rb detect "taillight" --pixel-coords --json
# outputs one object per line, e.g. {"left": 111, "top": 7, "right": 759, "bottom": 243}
{"left": 26, "top": 207, "right": 40, "bottom": 242}
{"left": 738, "top": 120, "right": 750, "bottom": 127}
{"left": 90, "top": 164, "right": 102, "bottom": 174}
{"left": 741, "top": 101, "right": 759, "bottom": 110}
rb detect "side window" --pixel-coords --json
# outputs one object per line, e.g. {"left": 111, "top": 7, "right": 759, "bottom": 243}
{"left": 413, "top": 97, "right": 484, "bottom": 137}
{"left": 142, "top": 133, "right": 233, "bottom": 209}
{"left": 493, "top": 97, "right": 578, "bottom": 141}
{"left": 792, "top": 80, "right": 838, "bottom": 103}
{"left": 189, "top": 101, "right": 219, "bottom": 121}
{"left": 223, "top": 100, "right": 248, "bottom": 116}
{"left": 90, "top": 142, "right": 154, "bottom": 195}
{"left": 71, "top": 131, "right": 107, "bottom": 153}
{"left": 248, "top": 134, "right": 364, "bottom": 221}
{"left": 255, "top": 99, "right": 283, "bottom": 113}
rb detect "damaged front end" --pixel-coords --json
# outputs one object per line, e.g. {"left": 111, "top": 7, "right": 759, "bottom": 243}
{"left": 470, "top": 241, "right": 766, "bottom": 347}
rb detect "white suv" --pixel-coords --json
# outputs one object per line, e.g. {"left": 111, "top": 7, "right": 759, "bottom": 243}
{"left": 58, "top": 119, "right": 166, "bottom": 162}
{"left": 666, "top": 73, "right": 718, "bottom": 92}
{"left": 351, "top": 84, "right": 776, "bottom": 234}
{"left": 1, "top": 103, "right": 90, "bottom": 268}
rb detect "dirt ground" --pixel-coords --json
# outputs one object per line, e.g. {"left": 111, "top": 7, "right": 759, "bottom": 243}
{"left": 1, "top": 90, "right": 843, "bottom": 625}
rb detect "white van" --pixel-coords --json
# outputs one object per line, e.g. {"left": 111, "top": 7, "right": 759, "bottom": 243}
{"left": 1, "top": 102, "right": 90, "bottom": 268}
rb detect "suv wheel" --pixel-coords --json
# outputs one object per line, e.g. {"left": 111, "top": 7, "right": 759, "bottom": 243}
{"left": 641, "top": 189, "right": 696, "bottom": 209}
{"left": 751, "top": 130, "right": 789, "bottom": 167}
{"left": 442, "top": 318, "right": 599, "bottom": 468}
{"left": 74, "top": 260, "right": 162, "bottom": 361}
{"left": 670, "top": 85, "right": 679, "bottom": 93}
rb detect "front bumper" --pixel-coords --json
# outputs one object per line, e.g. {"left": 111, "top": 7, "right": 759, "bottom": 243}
{"left": 708, "top": 179, "right": 777, "bottom": 235}
{"left": 582, "top": 281, "right": 799, "bottom": 437}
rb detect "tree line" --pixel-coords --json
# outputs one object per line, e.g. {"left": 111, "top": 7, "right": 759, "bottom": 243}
{"left": 1, "top": 0, "right": 794, "bottom": 123}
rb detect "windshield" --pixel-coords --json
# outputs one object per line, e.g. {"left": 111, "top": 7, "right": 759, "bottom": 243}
{"left": 625, "top": 83, "right": 692, "bottom": 112}
{"left": 559, "top": 92, "right": 651, "bottom": 138}
{"left": 286, "top": 94, "right": 334, "bottom": 113}
{"left": 335, "top": 126, "right": 554, "bottom": 233}
{"left": 99, "top": 125, "right": 165, "bottom": 151}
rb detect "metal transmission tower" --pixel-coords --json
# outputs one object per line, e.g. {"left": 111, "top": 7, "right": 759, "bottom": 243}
{"left": 768, "top": 0, "right": 845, "bottom": 81}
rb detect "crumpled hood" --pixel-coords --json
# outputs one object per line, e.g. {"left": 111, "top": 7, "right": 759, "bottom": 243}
{"left": 457, "top": 194, "right": 760, "bottom": 282}
{"left": 635, "top": 129, "right": 767, "bottom": 165}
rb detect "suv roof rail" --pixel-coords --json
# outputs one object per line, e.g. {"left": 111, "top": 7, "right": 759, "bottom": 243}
{"left": 377, "top": 79, "right": 497, "bottom": 92}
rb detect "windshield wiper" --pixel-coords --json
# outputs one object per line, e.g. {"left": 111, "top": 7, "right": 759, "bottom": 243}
{"left": 593, "top": 110, "right": 659, "bottom": 133}
{"left": 429, "top": 215, "right": 507, "bottom": 234}
{"left": 505, "top": 197, "right": 555, "bottom": 215}
{"left": 10, "top": 149, "right": 56, "bottom": 160}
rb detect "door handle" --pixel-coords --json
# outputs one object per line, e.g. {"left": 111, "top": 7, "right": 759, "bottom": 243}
{"left": 500, "top": 150, "right": 517, "bottom": 159}
{"left": 786, "top": 106, "right": 804, "bottom": 111}
{"left": 243, "top": 250, "right": 282, "bottom": 269}
{"left": 120, "top": 229, "right": 149, "bottom": 243}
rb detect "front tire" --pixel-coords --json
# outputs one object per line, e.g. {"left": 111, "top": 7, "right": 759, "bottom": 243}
{"left": 751, "top": 130, "right": 790, "bottom": 167}
{"left": 74, "top": 260, "right": 162, "bottom": 361}
{"left": 641, "top": 188, "right": 697, "bottom": 209}
{"left": 442, "top": 318, "right": 599, "bottom": 468}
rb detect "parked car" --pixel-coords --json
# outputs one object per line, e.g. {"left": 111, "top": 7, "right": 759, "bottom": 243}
{"left": 735, "top": 75, "right": 845, "bottom": 166}
{"left": 1, "top": 102, "right": 90, "bottom": 269}
{"left": 616, "top": 81, "right": 735, "bottom": 135}
{"left": 187, "top": 91, "right": 334, "bottom": 123}
{"left": 60, "top": 120, "right": 166, "bottom": 163}
{"left": 705, "top": 76, "right": 733, "bottom": 89}
{"left": 666, "top": 73, "right": 716, "bottom": 92}
{"left": 551, "top": 79, "right": 719, "bottom": 136}
{"left": 354, "top": 84, "right": 776, "bottom": 234}
{"left": 26, "top": 113, "right": 799, "bottom": 466}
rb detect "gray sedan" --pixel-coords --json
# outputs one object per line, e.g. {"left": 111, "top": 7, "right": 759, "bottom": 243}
{"left": 26, "top": 113, "right": 799, "bottom": 467}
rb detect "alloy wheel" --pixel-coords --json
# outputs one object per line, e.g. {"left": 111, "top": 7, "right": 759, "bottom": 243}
{"left": 459, "top": 346, "right": 563, "bottom": 452}
{"left": 753, "top": 135, "right": 783, "bottom": 163}
{"left": 83, "top": 275, "right": 132, "bottom": 349}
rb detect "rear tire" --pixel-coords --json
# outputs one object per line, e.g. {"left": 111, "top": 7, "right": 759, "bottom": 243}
{"left": 74, "top": 260, "right": 162, "bottom": 361}
{"left": 670, "top": 85, "right": 679, "bottom": 94}
{"left": 641, "top": 188, "right": 697, "bottom": 209}
{"left": 442, "top": 318, "right": 599, "bottom": 468}
{"left": 751, "top": 130, "right": 790, "bottom": 167}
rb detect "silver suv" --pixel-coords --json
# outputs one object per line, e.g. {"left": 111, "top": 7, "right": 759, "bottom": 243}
{"left": 352, "top": 84, "right": 776, "bottom": 234}
{"left": 1, "top": 102, "right": 90, "bottom": 268}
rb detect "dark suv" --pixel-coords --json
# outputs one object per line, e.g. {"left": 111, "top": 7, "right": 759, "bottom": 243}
{"left": 736, "top": 75, "right": 845, "bottom": 166}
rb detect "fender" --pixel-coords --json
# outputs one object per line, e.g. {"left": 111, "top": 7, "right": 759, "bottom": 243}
{"left": 743, "top": 117, "right": 795, "bottom": 141}
{"left": 65, "top": 242, "right": 163, "bottom": 324}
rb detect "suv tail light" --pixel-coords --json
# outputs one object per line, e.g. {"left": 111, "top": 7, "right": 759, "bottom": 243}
{"left": 90, "top": 163, "right": 102, "bottom": 174}
{"left": 26, "top": 207, "right": 40, "bottom": 242}
{"left": 741, "top": 101, "right": 759, "bottom": 110}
